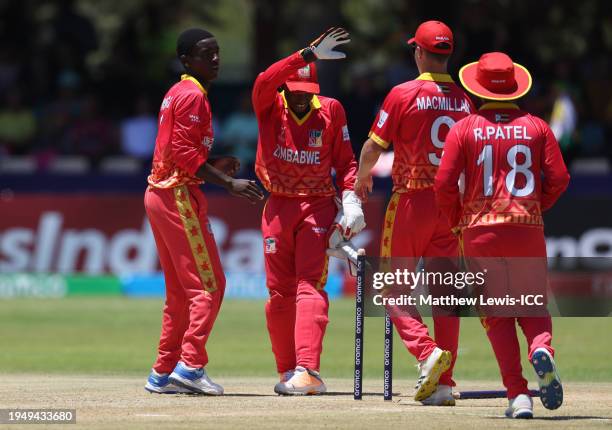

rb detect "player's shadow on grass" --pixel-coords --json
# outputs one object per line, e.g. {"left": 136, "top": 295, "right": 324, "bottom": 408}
{"left": 176, "top": 393, "right": 278, "bottom": 397}
{"left": 222, "top": 393, "right": 278, "bottom": 397}
{"left": 489, "top": 416, "right": 611, "bottom": 421}
{"left": 324, "top": 391, "right": 399, "bottom": 397}
{"left": 536, "top": 416, "right": 611, "bottom": 421}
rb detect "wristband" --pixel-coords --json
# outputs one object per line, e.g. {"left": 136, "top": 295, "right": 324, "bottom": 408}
{"left": 300, "top": 47, "right": 317, "bottom": 63}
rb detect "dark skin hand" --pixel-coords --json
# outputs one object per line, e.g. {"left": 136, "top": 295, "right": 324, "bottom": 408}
{"left": 282, "top": 86, "right": 314, "bottom": 118}
{"left": 196, "top": 162, "right": 264, "bottom": 204}
{"left": 208, "top": 156, "right": 240, "bottom": 177}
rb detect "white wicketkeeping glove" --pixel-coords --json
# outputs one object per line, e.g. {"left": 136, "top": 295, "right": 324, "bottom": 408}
{"left": 310, "top": 27, "right": 351, "bottom": 60}
{"left": 326, "top": 239, "right": 360, "bottom": 277}
{"left": 336, "top": 190, "right": 365, "bottom": 239}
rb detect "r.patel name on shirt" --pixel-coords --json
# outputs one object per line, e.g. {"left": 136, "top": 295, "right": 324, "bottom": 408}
{"left": 273, "top": 145, "right": 321, "bottom": 165}
{"left": 473, "top": 126, "right": 532, "bottom": 140}
{"left": 416, "top": 96, "right": 471, "bottom": 113}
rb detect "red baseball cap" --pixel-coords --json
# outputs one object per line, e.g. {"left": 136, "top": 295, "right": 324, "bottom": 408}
{"left": 459, "top": 52, "right": 532, "bottom": 101}
{"left": 285, "top": 63, "right": 320, "bottom": 94}
{"left": 407, "top": 20, "right": 453, "bottom": 54}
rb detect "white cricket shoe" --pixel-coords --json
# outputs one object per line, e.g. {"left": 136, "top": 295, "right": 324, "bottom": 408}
{"left": 274, "top": 366, "right": 327, "bottom": 395}
{"left": 414, "top": 347, "right": 452, "bottom": 401}
{"left": 168, "top": 362, "right": 224, "bottom": 395}
{"left": 505, "top": 393, "right": 533, "bottom": 419}
{"left": 420, "top": 384, "right": 455, "bottom": 406}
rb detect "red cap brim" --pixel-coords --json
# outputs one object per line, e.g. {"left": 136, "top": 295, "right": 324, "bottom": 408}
{"left": 459, "top": 61, "right": 532, "bottom": 101}
{"left": 286, "top": 81, "right": 320, "bottom": 94}
{"left": 406, "top": 37, "right": 416, "bottom": 45}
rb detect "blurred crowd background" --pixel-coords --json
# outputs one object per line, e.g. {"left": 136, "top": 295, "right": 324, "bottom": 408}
{"left": 0, "top": 0, "right": 610, "bottom": 177}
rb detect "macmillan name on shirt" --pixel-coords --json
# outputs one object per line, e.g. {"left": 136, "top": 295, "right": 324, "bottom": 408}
{"left": 416, "top": 96, "right": 471, "bottom": 113}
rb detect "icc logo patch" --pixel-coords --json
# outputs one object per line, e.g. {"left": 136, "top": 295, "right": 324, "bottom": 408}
{"left": 308, "top": 129, "right": 323, "bottom": 147}
{"left": 264, "top": 237, "right": 277, "bottom": 254}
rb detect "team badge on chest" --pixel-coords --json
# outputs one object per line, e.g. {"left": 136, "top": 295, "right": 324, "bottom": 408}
{"left": 308, "top": 129, "right": 323, "bottom": 147}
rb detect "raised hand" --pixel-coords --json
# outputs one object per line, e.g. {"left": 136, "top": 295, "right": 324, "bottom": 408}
{"left": 310, "top": 27, "right": 351, "bottom": 60}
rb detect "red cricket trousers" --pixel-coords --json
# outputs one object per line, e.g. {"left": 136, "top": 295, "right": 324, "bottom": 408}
{"left": 463, "top": 224, "right": 554, "bottom": 399}
{"left": 382, "top": 189, "right": 460, "bottom": 386}
{"left": 262, "top": 195, "right": 336, "bottom": 373}
{"left": 144, "top": 185, "right": 226, "bottom": 373}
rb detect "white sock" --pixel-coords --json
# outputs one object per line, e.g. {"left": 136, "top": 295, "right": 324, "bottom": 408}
{"left": 152, "top": 369, "right": 167, "bottom": 377}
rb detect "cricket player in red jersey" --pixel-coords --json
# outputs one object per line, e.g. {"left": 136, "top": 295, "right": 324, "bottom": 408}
{"left": 253, "top": 28, "right": 364, "bottom": 395}
{"left": 144, "top": 28, "right": 264, "bottom": 395}
{"left": 435, "top": 52, "right": 570, "bottom": 418}
{"left": 355, "top": 21, "right": 475, "bottom": 405}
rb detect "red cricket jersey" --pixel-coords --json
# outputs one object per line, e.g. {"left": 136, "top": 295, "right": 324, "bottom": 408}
{"left": 148, "top": 75, "right": 213, "bottom": 189}
{"left": 369, "top": 73, "right": 474, "bottom": 193}
{"left": 252, "top": 52, "right": 357, "bottom": 197}
{"left": 435, "top": 102, "right": 570, "bottom": 229}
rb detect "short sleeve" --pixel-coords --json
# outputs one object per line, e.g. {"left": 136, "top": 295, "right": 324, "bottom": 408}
{"left": 170, "top": 92, "right": 208, "bottom": 176}
{"left": 368, "top": 86, "right": 404, "bottom": 149}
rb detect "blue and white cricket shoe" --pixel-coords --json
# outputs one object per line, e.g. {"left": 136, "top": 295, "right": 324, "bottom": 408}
{"left": 168, "top": 362, "right": 224, "bottom": 395}
{"left": 145, "top": 370, "right": 191, "bottom": 394}
{"left": 531, "top": 348, "right": 563, "bottom": 410}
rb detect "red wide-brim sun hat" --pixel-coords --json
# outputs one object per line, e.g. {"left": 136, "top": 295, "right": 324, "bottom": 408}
{"left": 459, "top": 52, "right": 532, "bottom": 101}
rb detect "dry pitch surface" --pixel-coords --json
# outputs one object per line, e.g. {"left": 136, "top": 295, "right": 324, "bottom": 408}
{"left": 1, "top": 376, "right": 611, "bottom": 429}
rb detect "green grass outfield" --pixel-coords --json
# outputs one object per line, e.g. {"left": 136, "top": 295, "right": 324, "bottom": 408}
{"left": 0, "top": 297, "right": 609, "bottom": 383}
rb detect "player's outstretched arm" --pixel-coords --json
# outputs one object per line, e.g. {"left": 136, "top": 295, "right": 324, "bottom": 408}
{"left": 196, "top": 162, "right": 264, "bottom": 204}
{"left": 207, "top": 156, "right": 240, "bottom": 177}
{"left": 252, "top": 27, "right": 350, "bottom": 114}
{"left": 354, "top": 138, "right": 384, "bottom": 202}
{"left": 434, "top": 128, "right": 464, "bottom": 229}
{"left": 540, "top": 121, "right": 570, "bottom": 211}
{"left": 328, "top": 101, "right": 365, "bottom": 237}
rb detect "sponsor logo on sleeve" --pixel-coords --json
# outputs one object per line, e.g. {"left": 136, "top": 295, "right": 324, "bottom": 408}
{"left": 377, "top": 110, "right": 389, "bottom": 128}
{"left": 264, "top": 237, "right": 277, "bottom": 254}
{"left": 189, "top": 114, "right": 201, "bottom": 123}
{"left": 202, "top": 136, "right": 214, "bottom": 149}
{"left": 160, "top": 96, "right": 173, "bottom": 111}
{"left": 342, "top": 125, "right": 350, "bottom": 141}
